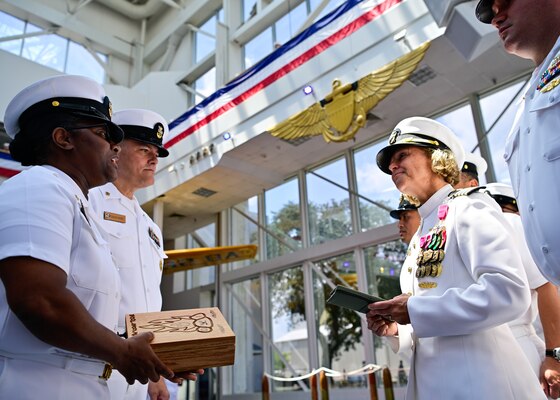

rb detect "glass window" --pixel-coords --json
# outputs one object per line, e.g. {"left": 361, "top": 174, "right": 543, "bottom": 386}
{"left": 313, "top": 253, "right": 367, "bottom": 388}
{"left": 195, "top": 15, "right": 216, "bottom": 63}
{"left": 229, "top": 278, "right": 263, "bottom": 394}
{"left": 435, "top": 104, "right": 488, "bottom": 184}
{"left": 0, "top": 11, "right": 24, "bottom": 55}
{"left": 22, "top": 23, "right": 66, "bottom": 72}
{"left": 230, "top": 196, "right": 259, "bottom": 269}
{"left": 479, "top": 79, "right": 527, "bottom": 183}
{"left": 274, "top": 2, "right": 307, "bottom": 47}
{"left": 194, "top": 67, "right": 216, "bottom": 105}
{"left": 0, "top": 11, "right": 106, "bottom": 83}
{"left": 353, "top": 140, "right": 397, "bottom": 231}
{"left": 364, "top": 241, "right": 407, "bottom": 300}
{"left": 185, "top": 223, "right": 216, "bottom": 289}
{"left": 242, "top": 0, "right": 257, "bottom": 23}
{"left": 307, "top": 157, "right": 352, "bottom": 245}
{"left": 66, "top": 41, "right": 106, "bottom": 83}
{"left": 264, "top": 177, "right": 302, "bottom": 259}
{"left": 269, "top": 266, "right": 309, "bottom": 392}
{"left": 435, "top": 103, "right": 479, "bottom": 156}
{"left": 244, "top": 27, "right": 273, "bottom": 69}
{"left": 363, "top": 240, "right": 409, "bottom": 388}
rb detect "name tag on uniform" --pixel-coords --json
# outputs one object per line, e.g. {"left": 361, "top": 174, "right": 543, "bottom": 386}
{"left": 104, "top": 211, "right": 126, "bottom": 223}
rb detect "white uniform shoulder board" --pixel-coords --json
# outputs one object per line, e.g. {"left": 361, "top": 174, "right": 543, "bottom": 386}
{"left": 447, "top": 186, "right": 485, "bottom": 200}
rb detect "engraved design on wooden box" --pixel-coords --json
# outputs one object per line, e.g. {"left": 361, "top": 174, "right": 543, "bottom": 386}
{"left": 139, "top": 312, "right": 214, "bottom": 334}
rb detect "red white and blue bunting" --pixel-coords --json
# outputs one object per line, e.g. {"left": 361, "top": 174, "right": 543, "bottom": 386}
{"left": 0, "top": 149, "right": 26, "bottom": 179}
{"left": 164, "top": 0, "right": 402, "bottom": 149}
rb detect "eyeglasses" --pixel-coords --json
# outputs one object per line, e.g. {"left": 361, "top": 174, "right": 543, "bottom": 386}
{"left": 65, "top": 123, "right": 111, "bottom": 143}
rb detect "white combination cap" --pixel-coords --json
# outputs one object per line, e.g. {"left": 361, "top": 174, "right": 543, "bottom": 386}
{"left": 112, "top": 109, "right": 169, "bottom": 157}
{"left": 462, "top": 152, "right": 488, "bottom": 177}
{"left": 4, "top": 74, "right": 123, "bottom": 142}
{"left": 376, "top": 116, "right": 465, "bottom": 174}
{"left": 485, "top": 182, "right": 515, "bottom": 200}
{"left": 485, "top": 182, "right": 518, "bottom": 211}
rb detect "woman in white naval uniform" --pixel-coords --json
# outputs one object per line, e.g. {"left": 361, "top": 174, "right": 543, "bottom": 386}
{"left": 0, "top": 76, "right": 178, "bottom": 400}
{"left": 89, "top": 109, "right": 173, "bottom": 400}
{"left": 366, "top": 117, "right": 546, "bottom": 399}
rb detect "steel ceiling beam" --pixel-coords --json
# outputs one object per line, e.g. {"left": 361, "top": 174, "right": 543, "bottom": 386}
{"left": 3, "top": 0, "right": 134, "bottom": 59}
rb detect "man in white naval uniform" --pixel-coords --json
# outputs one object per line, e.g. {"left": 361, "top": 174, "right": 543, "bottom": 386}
{"left": 484, "top": 183, "right": 560, "bottom": 399}
{"left": 475, "top": 1, "right": 560, "bottom": 286}
{"left": 367, "top": 117, "right": 545, "bottom": 399}
{"left": 389, "top": 195, "right": 420, "bottom": 246}
{"left": 89, "top": 109, "right": 173, "bottom": 400}
{"left": 0, "top": 76, "right": 180, "bottom": 399}
{"left": 456, "top": 156, "right": 560, "bottom": 397}
{"left": 476, "top": 3, "right": 560, "bottom": 395}
{"left": 456, "top": 152, "right": 487, "bottom": 188}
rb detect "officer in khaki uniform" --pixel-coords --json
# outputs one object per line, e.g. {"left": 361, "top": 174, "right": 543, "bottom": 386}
{"left": 367, "top": 117, "right": 545, "bottom": 399}
{"left": 89, "top": 109, "right": 171, "bottom": 400}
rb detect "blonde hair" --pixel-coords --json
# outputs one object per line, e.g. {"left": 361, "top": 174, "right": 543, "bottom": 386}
{"left": 423, "top": 148, "right": 460, "bottom": 186}
{"left": 402, "top": 193, "right": 421, "bottom": 207}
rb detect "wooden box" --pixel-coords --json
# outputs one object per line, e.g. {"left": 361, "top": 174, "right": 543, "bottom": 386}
{"left": 125, "top": 307, "right": 235, "bottom": 372}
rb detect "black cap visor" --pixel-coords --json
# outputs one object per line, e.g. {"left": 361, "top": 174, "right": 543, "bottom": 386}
{"left": 462, "top": 161, "right": 479, "bottom": 177}
{"left": 476, "top": 0, "right": 494, "bottom": 24}
{"left": 491, "top": 194, "right": 518, "bottom": 212}
{"left": 376, "top": 142, "right": 439, "bottom": 175}
{"left": 70, "top": 111, "right": 124, "bottom": 143}
{"left": 19, "top": 96, "right": 124, "bottom": 143}
{"left": 129, "top": 138, "right": 169, "bottom": 157}
{"left": 121, "top": 125, "right": 169, "bottom": 157}
{"left": 390, "top": 209, "right": 402, "bottom": 219}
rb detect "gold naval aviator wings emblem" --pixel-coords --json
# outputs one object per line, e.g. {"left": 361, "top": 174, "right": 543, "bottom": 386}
{"left": 268, "top": 41, "right": 431, "bottom": 143}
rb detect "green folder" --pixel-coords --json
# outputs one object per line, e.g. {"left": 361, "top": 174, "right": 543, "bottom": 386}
{"left": 326, "top": 285, "right": 385, "bottom": 313}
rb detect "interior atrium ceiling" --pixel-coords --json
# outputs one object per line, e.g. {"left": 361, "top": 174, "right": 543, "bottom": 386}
{"left": 0, "top": 0, "right": 221, "bottom": 68}
{"left": 145, "top": 34, "right": 532, "bottom": 239}
{"left": 0, "top": 0, "right": 534, "bottom": 239}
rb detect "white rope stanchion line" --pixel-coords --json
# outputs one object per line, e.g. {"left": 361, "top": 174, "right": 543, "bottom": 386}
{"left": 264, "top": 363, "right": 382, "bottom": 382}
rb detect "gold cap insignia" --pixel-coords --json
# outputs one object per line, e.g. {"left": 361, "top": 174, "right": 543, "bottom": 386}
{"left": 52, "top": 100, "right": 60, "bottom": 107}
{"left": 389, "top": 128, "right": 401, "bottom": 145}
{"left": 156, "top": 124, "right": 164, "bottom": 139}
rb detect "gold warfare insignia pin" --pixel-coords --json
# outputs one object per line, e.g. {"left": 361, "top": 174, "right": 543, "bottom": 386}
{"left": 104, "top": 211, "right": 126, "bottom": 223}
{"left": 418, "top": 282, "right": 437, "bottom": 289}
{"left": 155, "top": 123, "right": 164, "bottom": 139}
{"left": 541, "top": 78, "right": 560, "bottom": 93}
{"left": 389, "top": 128, "right": 401, "bottom": 145}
